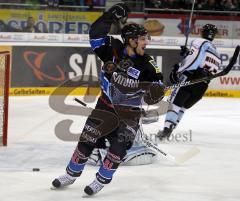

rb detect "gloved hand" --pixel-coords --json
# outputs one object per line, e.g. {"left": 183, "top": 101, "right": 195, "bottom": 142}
{"left": 144, "top": 81, "right": 165, "bottom": 105}
{"left": 102, "top": 61, "right": 117, "bottom": 74}
{"left": 180, "top": 45, "right": 190, "bottom": 57}
{"left": 119, "top": 59, "right": 134, "bottom": 72}
{"left": 108, "top": 3, "right": 130, "bottom": 22}
{"left": 169, "top": 64, "right": 180, "bottom": 84}
{"left": 191, "top": 68, "right": 212, "bottom": 84}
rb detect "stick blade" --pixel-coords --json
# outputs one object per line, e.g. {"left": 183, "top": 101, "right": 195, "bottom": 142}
{"left": 216, "top": 45, "right": 240, "bottom": 77}
{"left": 175, "top": 146, "right": 200, "bottom": 165}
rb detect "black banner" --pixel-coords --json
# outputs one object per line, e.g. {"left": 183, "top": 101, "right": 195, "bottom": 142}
{"left": 12, "top": 46, "right": 180, "bottom": 87}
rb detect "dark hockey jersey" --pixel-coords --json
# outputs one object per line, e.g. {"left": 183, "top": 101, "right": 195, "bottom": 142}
{"left": 89, "top": 12, "right": 163, "bottom": 107}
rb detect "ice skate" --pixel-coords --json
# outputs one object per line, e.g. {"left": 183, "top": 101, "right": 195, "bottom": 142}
{"left": 157, "top": 125, "right": 174, "bottom": 140}
{"left": 83, "top": 179, "right": 104, "bottom": 196}
{"left": 51, "top": 173, "right": 76, "bottom": 189}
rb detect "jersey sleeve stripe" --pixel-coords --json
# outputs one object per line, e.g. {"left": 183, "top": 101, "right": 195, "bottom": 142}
{"left": 90, "top": 37, "right": 106, "bottom": 50}
{"left": 206, "top": 50, "right": 221, "bottom": 60}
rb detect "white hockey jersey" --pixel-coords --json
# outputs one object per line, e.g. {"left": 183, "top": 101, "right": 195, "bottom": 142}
{"left": 178, "top": 38, "right": 221, "bottom": 75}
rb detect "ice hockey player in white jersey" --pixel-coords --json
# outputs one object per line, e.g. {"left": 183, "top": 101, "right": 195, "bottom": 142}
{"left": 157, "top": 24, "right": 221, "bottom": 139}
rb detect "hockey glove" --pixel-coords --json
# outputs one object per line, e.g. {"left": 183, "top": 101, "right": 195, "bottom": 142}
{"left": 191, "top": 68, "right": 212, "bottom": 83}
{"left": 144, "top": 81, "right": 165, "bottom": 105}
{"left": 102, "top": 61, "right": 118, "bottom": 74}
{"left": 169, "top": 64, "right": 180, "bottom": 84}
{"left": 180, "top": 46, "right": 190, "bottom": 58}
{"left": 108, "top": 3, "right": 130, "bottom": 22}
{"left": 119, "top": 59, "right": 134, "bottom": 72}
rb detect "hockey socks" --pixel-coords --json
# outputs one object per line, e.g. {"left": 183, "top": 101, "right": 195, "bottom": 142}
{"left": 84, "top": 151, "right": 120, "bottom": 196}
{"left": 66, "top": 147, "right": 89, "bottom": 177}
{"left": 96, "top": 151, "right": 120, "bottom": 184}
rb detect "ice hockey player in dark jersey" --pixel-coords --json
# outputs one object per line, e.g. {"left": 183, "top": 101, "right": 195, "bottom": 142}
{"left": 157, "top": 24, "right": 220, "bottom": 140}
{"left": 51, "top": 3, "right": 164, "bottom": 196}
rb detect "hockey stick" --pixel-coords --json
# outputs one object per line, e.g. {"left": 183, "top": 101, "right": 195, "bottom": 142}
{"left": 120, "top": 46, "right": 240, "bottom": 95}
{"left": 73, "top": 97, "right": 198, "bottom": 164}
{"left": 166, "top": 45, "right": 240, "bottom": 90}
{"left": 138, "top": 123, "right": 200, "bottom": 165}
{"left": 184, "top": 0, "right": 196, "bottom": 47}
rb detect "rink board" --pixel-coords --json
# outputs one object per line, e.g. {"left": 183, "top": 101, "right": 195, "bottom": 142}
{"left": 0, "top": 44, "right": 239, "bottom": 98}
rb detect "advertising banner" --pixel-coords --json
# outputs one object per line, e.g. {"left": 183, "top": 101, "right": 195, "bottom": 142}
{"left": 207, "top": 48, "right": 240, "bottom": 97}
{"left": 1, "top": 9, "right": 239, "bottom": 39}
{"left": 11, "top": 46, "right": 100, "bottom": 88}
{"left": 0, "top": 9, "right": 102, "bottom": 34}
{"left": 11, "top": 46, "right": 180, "bottom": 87}
{"left": 130, "top": 16, "right": 240, "bottom": 39}
{"left": 10, "top": 45, "right": 240, "bottom": 97}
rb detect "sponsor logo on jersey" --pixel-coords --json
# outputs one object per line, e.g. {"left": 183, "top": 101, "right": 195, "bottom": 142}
{"left": 112, "top": 72, "right": 139, "bottom": 88}
{"left": 127, "top": 67, "right": 140, "bottom": 79}
{"left": 149, "top": 59, "right": 161, "bottom": 73}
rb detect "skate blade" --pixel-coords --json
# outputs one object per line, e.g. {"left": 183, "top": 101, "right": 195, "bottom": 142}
{"left": 50, "top": 186, "right": 57, "bottom": 190}
{"left": 50, "top": 185, "right": 62, "bottom": 190}
{"left": 82, "top": 193, "right": 94, "bottom": 198}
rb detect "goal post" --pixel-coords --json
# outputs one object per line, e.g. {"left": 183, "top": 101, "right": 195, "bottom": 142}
{"left": 0, "top": 51, "right": 10, "bottom": 146}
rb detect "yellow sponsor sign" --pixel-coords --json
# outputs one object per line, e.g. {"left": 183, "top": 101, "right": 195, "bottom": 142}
{"left": 164, "top": 89, "right": 240, "bottom": 98}
{"left": 0, "top": 46, "right": 11, "bottom": 96}
{"left": 204, "top": 89, "right": 240, "bottom": 98}
{"left": 9, "top": 87, "right": 240, "bottom": 98}
{"left": 0, "top": 9, "right": 102, "bottom": 34}
{"left": 10, "top": 87, "right": 101, "bottom": 96}
{"left": 0, "top": 45, "right": 12, "bottom": 53}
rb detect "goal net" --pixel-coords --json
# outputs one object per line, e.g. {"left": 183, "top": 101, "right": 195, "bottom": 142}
{"left": 0, "top": 51, "right": 10, "bottom": 146}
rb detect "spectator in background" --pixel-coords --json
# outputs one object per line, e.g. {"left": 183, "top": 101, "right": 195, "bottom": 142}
{"left": 196, "top": 0, "right": 207, "bottom": 10}
{"left": 198, "top": 0, "right": 221, "bottom": 10}
{"left": 221, "top": 0, "right": 238, "bottom": 10}
{"left": 22, "top": 16, "right": 42, "bottom": 33}
{"left": 145, "top": 0, "right": 161, "bottom": 8}
{"left": 46, "top": 0, "right": 59, "bottom": 8}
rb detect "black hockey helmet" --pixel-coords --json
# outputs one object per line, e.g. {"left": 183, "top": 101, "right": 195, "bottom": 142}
{"left": 121, "top": 23, "right": 149, "bottom": 44}
{"left": 201, "top": 24, "right": 218, "bottom": 41}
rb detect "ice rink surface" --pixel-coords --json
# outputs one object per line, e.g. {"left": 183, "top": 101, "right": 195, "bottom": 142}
{"left": 0, "top": 96, "right": 240, "bottom": 201}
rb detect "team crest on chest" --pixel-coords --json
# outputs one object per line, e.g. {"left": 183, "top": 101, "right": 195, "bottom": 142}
{"left": 127, "top": 67, "right": 140, "bottom": 79}
{"left": 149, "top": 60, "right": 161, "bottom": 73}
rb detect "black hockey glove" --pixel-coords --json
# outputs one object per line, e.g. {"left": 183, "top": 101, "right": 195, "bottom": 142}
{"left": 191, "top": 68, "right": 211, "bottom": 83}
{"left": 102, "top": 61, "right": 118, "bottom": 74}
{"left": 169, "top": 64, "right": 180, "bottom": 84}
{"left": 144, "top": 81, "right": 165, "bottom": 105}
{"left": 180, "top": 46, "right": 190, "bottom": 58}
{"left": 119, "top": 59, "right": 134, "bottom": 72}
{"left": 108, "top": 3, "right": 130, "bottom": 22}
